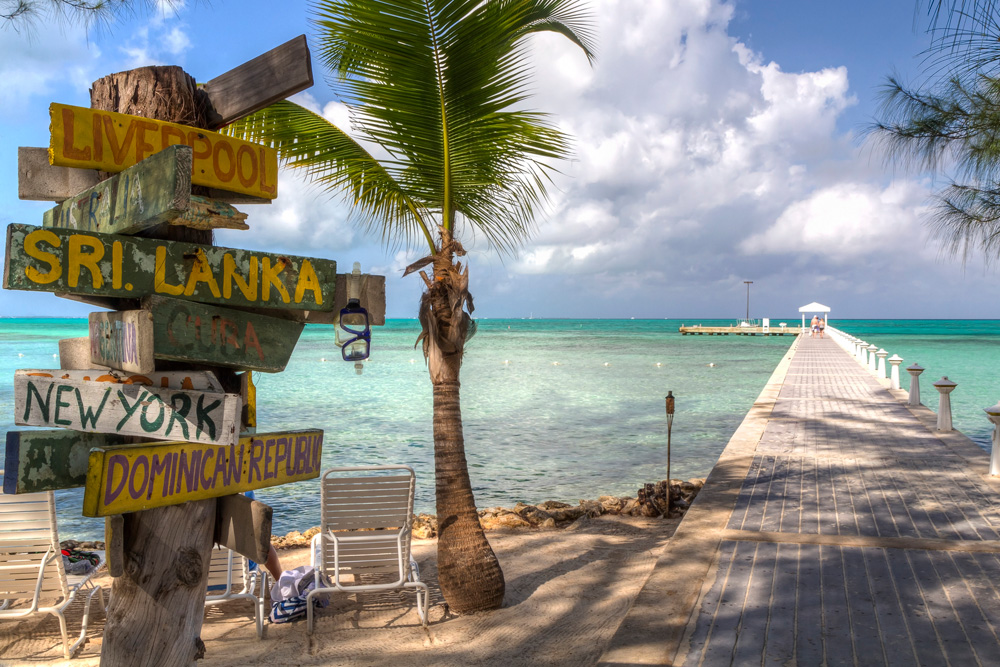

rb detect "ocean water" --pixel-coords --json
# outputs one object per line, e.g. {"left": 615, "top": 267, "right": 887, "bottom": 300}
{"left": 0, "top": 317, "right": 996, "bottom": 541}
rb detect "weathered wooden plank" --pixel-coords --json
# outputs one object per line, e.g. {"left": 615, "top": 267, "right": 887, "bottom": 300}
{"left": 235, "top": 273, "right": 385, "bottom": 325}
{"left": 16, "top": 368, "right": 223, "bottom": 391}
{"left": 82, "top": 430, "right": 324, "bottom": 517}
{"left": 14, "top": 373, "right": 241, "bottom": 447}
{"left": 214, "top": 493, "right": 272, "bottom": 564}
{"left": 105, "top": 514, "right": 125, "bottom": 577}
{"left": 144, "top": 295, "right": 304, "bottom": 372}
{"left": 18, "top": 146, "right": 271, "bottom": 204}
{"left": 19, "top": 146, "right": 100, "bottom": 201}
{"left": 49, "top": 103, "right": 279, "bottom": 199}
{"left": 89, "top": 309, "right": 155, "bottom": 373}
{"left": 42, "top": 144, "right": 191, "bottom": 235}
{"left": 3, "top": 429, "right": 130, "bottom": 494}
{"left": 202, "top": 35, "right": 313, "bottom": 127}
{"left": 4, "top": 223, "right": 336, "bottom": 311}
{"left": 59, "top": 337, "right": 109, "bottom": 371}
{"left": 176, "top": 196, "right": 248, "bottom": 231}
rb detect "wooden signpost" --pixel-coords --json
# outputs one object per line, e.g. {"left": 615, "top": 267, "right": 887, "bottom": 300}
{"left": 3, "top": 223, "right": 336, "bottom": 311}
{"left": 89, "top": 310, "right": 154, "bottom": 373}
{"left": 4, "top": 430, "right": 130, "bottom": 494}
{"left": 4, "top": 38, "right": 390, "bottom": 665}
{"left": 50, "top": 103, "right": 279, "bottom": 200}
{"left": 15, "top": 372, "right": 241, "bottom": 447}
{"left": 82, "top": 430, "right": 324, "bottom": 516}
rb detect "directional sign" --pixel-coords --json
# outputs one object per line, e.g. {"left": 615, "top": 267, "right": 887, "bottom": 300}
{"left": 145, "top": 295, "right": 304, "bottom": 372}
{"left": 15, "top": 373, "right": 241, "bottom": 447}
{"left": 17, "top": 368, "right": 224, "bottom": 391}
{"left": 82, "top": 429, "right": 324, "bottom": 516}
{"left": 202, "top": 34, "right": 313, "bottom": 127}
{"left": 176, "top": 196, "right": 248, "bottom": 231}
{"left": 4, "top": 223, "right": 336, "bottom": 311}
{"left": 89, "top": 309, "right": 154, "bottom": 373}
{"left": 19, "top": 147, "right": 269, "bottom": 205}
{"left": 49, "top": 103, "right": 278, "bottom": 200}
{"left": 42, "top": 145, "right": 191, "bottom": 235}
{"left": 4, "top": 430, "right": 131, "bottom": 494}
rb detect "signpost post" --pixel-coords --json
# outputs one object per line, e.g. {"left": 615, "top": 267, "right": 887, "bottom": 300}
{"left": 0, "top": 40, "right": 384, "bottom": 665}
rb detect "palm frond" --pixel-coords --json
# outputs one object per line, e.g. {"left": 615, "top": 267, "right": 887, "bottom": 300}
{"left": 309, "top": 0, "right": 594, "bottom": 255}
{"left": 223, "top": 100, "right": 435, "bottom": 250}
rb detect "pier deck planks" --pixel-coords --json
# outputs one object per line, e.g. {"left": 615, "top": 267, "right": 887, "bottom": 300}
{"left": 598, "top": 334, "right": 1000, "bottom": 666}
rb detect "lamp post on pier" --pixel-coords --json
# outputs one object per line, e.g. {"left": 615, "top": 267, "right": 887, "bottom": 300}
{"left": 743, "top": 281, "right": 753, "bottom": 323}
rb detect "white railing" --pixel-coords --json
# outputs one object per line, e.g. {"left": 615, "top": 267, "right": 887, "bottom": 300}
{"left": 823, "top": 324, "right": 1000, "bottom": 475}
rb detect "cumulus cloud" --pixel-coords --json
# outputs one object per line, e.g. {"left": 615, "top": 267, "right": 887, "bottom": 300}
{"left": 741, "top": 182, "right": 930, "bottom": 260}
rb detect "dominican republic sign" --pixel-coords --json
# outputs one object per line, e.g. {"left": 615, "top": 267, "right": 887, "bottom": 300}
{"left": 49, "top": 103, "right": 278, "bottom": 199}
{"left": 15, "top": 371, "right": 241, "bottom": 447}
{"left": 82, "top": 429, "right": 324, "bottom": 516}
{"left": 3, "top": 223, "right": 336, "bottom": 311}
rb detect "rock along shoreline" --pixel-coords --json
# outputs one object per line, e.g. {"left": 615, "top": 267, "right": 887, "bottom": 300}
{"left": 61, "top": 478, "right": 705, "bottom": 552}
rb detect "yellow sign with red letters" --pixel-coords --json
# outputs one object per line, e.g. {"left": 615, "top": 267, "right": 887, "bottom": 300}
{"left": 49, "top": 103, "right": 277, "bottom": 200}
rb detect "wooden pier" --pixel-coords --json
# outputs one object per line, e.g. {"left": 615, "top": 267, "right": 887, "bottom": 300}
{"left": 678, "top": 325, "right": 798, "bottom": 336}
{"left": 600, "top": 333, "right": 1000, "bottom": 665}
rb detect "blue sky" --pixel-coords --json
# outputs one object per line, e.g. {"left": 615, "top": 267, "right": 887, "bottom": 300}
{"left": 1, "top": 0, "right": 993, "bottom": 320}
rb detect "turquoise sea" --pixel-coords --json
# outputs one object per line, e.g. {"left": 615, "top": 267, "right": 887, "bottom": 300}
{"left": 1, "top": 318, "right": 997, "bottom": 541}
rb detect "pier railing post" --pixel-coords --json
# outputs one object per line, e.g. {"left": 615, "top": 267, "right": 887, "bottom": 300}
{"left": 907, "top": 363, "right": 925, "bottom": 406}
{"left": 933, "top": 376, "right": 957, "bottom": 431}
{"left": 876, "top": 349, "right": 888, "bottom": 379}
{"left": 867, "top": 344, "right": 878, "bottom": 373}
{"left": 985, "top": 402, "right": 1000, "bottom": 476}
{"left": 888, "top": 354, "right": 903, "bottom": 390}
{"left": 857, "top": 341, "right": 868, "bottom": 364}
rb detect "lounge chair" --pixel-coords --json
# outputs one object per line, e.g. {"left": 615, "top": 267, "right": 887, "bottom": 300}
{"left": 204, "top": 546, "right": 267, "bottom": 638}
{"left": 308, "top": 465, "right": 429, "bottom": 633}
{"left": 0, "top": 490, "right": 104, "bottom": 659}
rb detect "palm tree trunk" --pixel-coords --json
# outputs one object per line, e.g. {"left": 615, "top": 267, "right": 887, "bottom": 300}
{"left": 423, "top": 245, "right": 504, "bottom": 613}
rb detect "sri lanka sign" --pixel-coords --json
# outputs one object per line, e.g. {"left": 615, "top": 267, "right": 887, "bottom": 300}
{"left": 49, "top": 103, "right": 278, "bottom": 200}
{"left": 82, "top": 430, "right": 324, "bottom": 516}
{"left": 3, "top": 224, "right": 336, "bottom": 311}
{"left": 14, "top": 371, "right": 241, "bottom": 447}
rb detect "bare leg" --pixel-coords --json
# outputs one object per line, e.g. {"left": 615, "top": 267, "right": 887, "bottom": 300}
{"left": 264, "top": 546, "right": 283, "bottom": 580}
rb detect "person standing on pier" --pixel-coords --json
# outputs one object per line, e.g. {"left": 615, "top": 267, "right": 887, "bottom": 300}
{"left": 810, "top": 315, "right": 819, "bottom": 337}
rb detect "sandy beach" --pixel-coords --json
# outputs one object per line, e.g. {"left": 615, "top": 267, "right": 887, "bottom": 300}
{"left": 0, "top": 514, "right": 677, "bottom": 666}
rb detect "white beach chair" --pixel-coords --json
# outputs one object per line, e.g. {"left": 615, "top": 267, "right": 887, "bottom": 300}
{"left": 307, "top": 465, "right": 428, "bottom": 634}
{"left": 0, "top": 490, "right": 104, "bottom": 659}
{"left": 204, "top": 546, "right": 267, "bottom": 638}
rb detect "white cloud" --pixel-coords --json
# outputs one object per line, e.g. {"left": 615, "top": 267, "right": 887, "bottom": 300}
{"left": 740, "top": 181, "right": 930, "bottom": 260}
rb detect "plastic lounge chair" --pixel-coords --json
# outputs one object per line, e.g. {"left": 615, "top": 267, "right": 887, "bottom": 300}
{"left": 308, "top": 465, "right": 428, "bottom": 633}
{"left": 204, "top": 546, "right": 267, "bottom": 638}
{"left": 0, "top": 490, "right": 104, "bottom": 659}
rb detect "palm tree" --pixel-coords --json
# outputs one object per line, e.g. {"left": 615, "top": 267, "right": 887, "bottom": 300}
{"left": 870, "top": 1, "right": 1000, "bottom": 262}
{"left": 226, "top": 0, "right": 595, "bottom": 613}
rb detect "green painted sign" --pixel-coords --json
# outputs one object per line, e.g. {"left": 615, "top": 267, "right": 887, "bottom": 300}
{"left": 3, "top": 223, "right": 336, "bottom": 311}
{"left": 42, "top": 145, "right": 192, "bottom": 235}
{"left": 3, "top": 430, "right": 130, "bottom": 494}
{"left": 145, "top": 295, "right": 305, "bottom": 372}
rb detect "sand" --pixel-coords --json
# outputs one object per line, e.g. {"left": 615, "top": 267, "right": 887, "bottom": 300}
{"left": 0, "top": 514, "right": 677, "bottom": 666}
